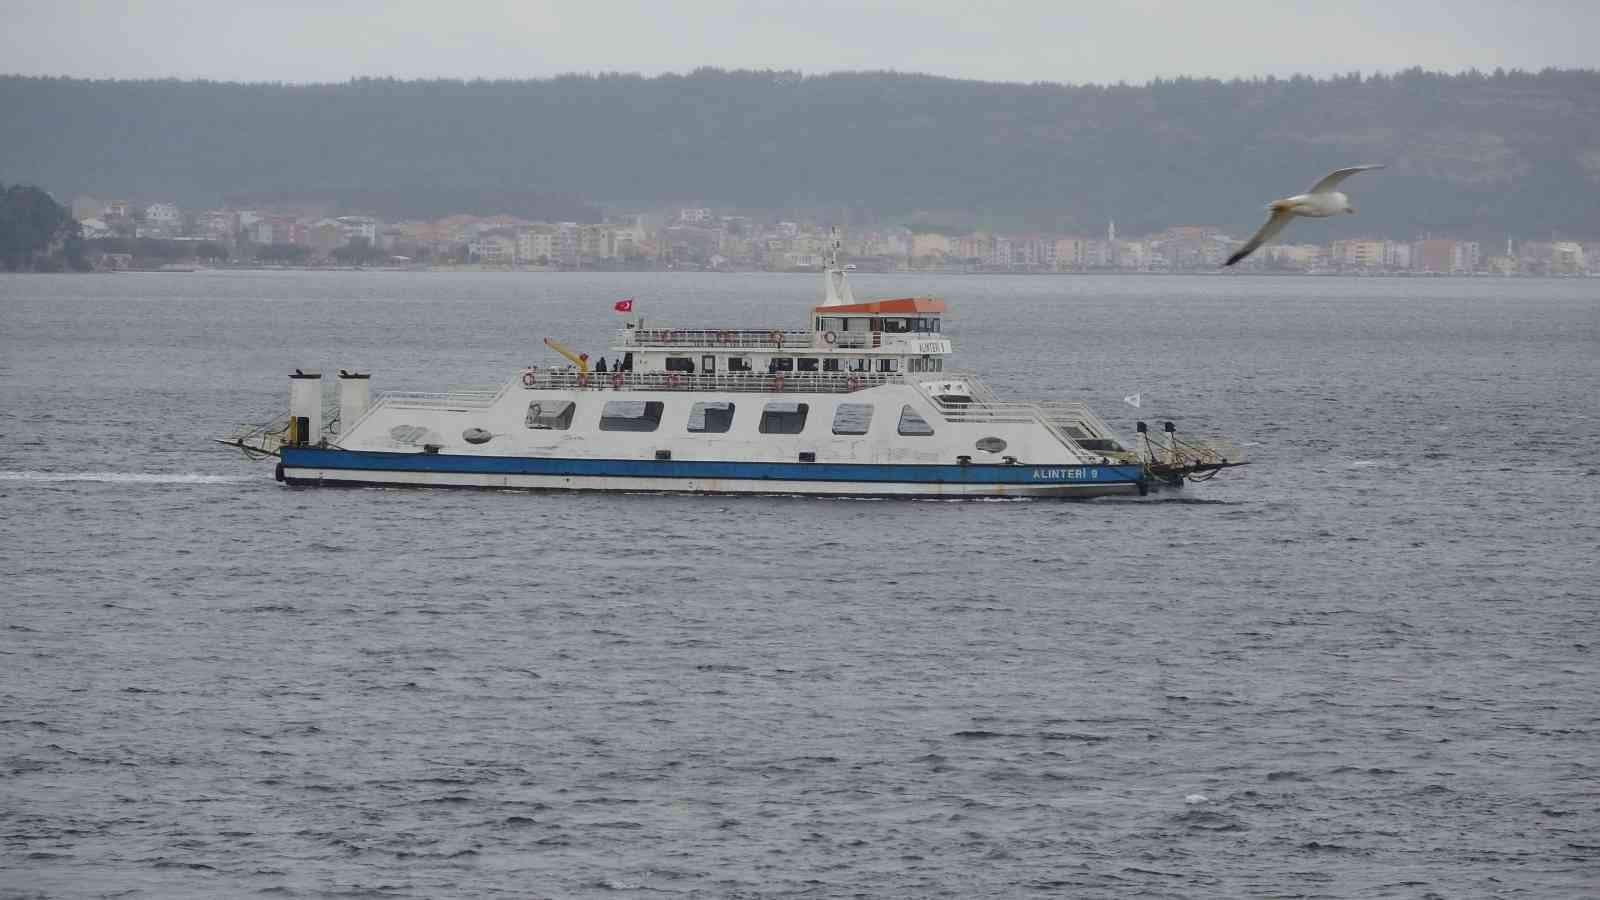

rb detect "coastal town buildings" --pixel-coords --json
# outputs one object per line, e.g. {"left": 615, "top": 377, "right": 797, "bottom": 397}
{"left": 59, "top": 194, "right": 1595, "bottom": 274}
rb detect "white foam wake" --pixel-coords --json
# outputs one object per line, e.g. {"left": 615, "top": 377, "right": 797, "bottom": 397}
{"left": 0, "top": 471, "right": 249, "bottom": 485}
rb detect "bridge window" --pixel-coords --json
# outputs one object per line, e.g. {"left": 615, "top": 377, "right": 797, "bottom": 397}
{"left": 797, "top": 357, "right": 820, "bottom": 373}
{"left": 728, "top": 356, "right": 752, "bottom": 372}
{"left": 832, "top": 403, "right": 873, "bottom": 435}
{"left": 898, "top": 405, "right": 934, "bottom": 436}
{"left": 876, "top": 358, "right": 899, "bottom": 373}
{"left": 759, "top": 401, "right": 809, "bottom": 435}
{"left": 687, "top": 401, "right": 735, "bottom": 434}
{"left": 526, "top": 401, "right": 575, "bottom": 430}
{"left": 847, "top": 358, "right": 869, "bottom": 373}
{"left": 665, "top": 357, "right": 696, "bottom": 373}
{"left": 599, "top": 400, "right": 664, "bottom": 432}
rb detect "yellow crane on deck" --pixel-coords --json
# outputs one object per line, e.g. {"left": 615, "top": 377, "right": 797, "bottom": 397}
{"left": 543, "top": 337, "right": 590, "bottom": 375}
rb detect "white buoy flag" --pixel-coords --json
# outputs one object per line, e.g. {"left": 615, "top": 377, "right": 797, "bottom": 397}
{"left": 1123, "top": 393, "right": 1141, "bottom": 408}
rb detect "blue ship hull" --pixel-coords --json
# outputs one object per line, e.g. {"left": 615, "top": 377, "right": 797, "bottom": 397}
{"left": 279, "top": 448, "right": 1149, "bottom": 498}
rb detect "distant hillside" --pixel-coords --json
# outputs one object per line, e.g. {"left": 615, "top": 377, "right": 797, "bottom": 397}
{"left": 3, "top": 68, "right": 1598, "bottom": 237}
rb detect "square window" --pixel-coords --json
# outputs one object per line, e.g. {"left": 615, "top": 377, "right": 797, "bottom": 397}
{"left": 599, "top": 400, "right": 665, "bottom": 432}
{"left": 687, "top": 401, "right": 735, "bottom": 434}
{"left": 759, "top": 401, "right": 809, "bottom": 435}
{"left": 526, "top": 400, "right": 575, "bottom": 430}
{"left": 832, "top": 403, "right": 873, "bottom": 435}
{"left": 797, "top": 357, "right": 819, "bottom": 372}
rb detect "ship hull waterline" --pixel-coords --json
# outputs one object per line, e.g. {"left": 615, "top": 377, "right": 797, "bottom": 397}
{"left": 277, "top": 449, "right": 1151, "bottom": 499}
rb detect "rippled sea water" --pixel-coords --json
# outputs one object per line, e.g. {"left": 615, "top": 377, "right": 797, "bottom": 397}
{"left": 2, "top": 271, "right": 1597, "bottom": 898}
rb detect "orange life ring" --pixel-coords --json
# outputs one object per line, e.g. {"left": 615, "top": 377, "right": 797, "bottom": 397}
{"left": 521, "top": 371, "right": 537, "bottom": 387}
{"left": 770, "top": 330, "right": 785, "bottom": 348}
{"left": 611, "top": 372, "right": 625, "bottom": 389}
{"left": 823, "top": 330, "right": 837, "bottom": 345}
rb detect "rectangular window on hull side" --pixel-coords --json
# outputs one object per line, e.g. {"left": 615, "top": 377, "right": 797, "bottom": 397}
{"left": 728, "top": 356, "right": 752, "bottom": 372}
{"left": 526, "top": 400, "right": 575, "bottom": 430}
{"left": 832, "top": 403, "right": 873, "bottom": 435}
{"left": 687, "top": 401, "right": 735, "bottom": 434}
{"left": 759, "top": 402, "right": 809, "bottom": 435}
{"left": 599, "top": 400, "right": 665, "bottom": 432}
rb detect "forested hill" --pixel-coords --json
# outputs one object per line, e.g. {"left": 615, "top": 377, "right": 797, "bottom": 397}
{"left": 3, "top": 68, "right": 1598, "bottom": 237}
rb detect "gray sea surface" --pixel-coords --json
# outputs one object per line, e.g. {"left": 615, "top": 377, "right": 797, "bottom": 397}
{"left": 1, "top": 270, "right": 1597, "bottom": 898}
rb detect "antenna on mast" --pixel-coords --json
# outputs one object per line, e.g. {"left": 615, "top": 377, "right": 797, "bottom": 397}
{"left": 821, "top": 226, "right": 855, "bottom": 307}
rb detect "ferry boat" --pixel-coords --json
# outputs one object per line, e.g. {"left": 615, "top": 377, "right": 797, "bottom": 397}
{"left": 222, "top": 249, "right": 1242, "bottom": 498}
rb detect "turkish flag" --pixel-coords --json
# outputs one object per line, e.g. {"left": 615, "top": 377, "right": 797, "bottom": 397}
{"left": 613, "top": 298, "right": 634, "bottom": 313}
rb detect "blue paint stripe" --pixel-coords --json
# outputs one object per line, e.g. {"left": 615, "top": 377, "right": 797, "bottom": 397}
{"left": 282, "top": 448, "right": 1146, "bottom": 486}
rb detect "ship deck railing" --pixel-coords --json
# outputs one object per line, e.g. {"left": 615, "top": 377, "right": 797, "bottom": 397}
{"left": 524, "top": 369, "right": 905, "bottom": 393}
{"left": 615, "top": 328, "right": 884, "bottom": 350}
{"left": 382, "top": 389, "right": 505, "bottom": 409}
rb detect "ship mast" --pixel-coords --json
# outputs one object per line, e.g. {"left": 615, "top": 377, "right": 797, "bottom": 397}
{"left": 821, "top": 226, "right": 855, "bottom": 307}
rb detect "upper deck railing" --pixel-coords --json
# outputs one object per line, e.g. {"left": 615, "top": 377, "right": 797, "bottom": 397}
{"left": 616, "top": 327, "right": 817, "bottom": 350}
{"left": 613, "top": 328, "right": 932, "bottom": 352}
{"left": 521, "top": 369, "right": 902, "bottom": 394}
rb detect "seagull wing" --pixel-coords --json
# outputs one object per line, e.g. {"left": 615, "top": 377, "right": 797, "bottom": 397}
{"left": 1225, "top": 208, "right": 1295, "bottom": 267}
{"left": 1307, "top": 164, "right": 1385, "bottom": 195}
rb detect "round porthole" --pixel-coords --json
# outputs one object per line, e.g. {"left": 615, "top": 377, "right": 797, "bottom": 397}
{"left": 975, "top": 436, "right": 1007, "bottom": 453}
{"left": 463, "top": 427, "right": 493, "bottom": 445}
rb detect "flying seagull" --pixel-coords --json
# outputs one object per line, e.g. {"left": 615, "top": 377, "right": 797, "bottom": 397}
{"left": 1224, "top": 165, "right": 1385, "bottom": 266}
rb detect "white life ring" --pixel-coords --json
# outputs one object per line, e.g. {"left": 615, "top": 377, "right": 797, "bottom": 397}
{"left": 823, "top": 331, "right": 837, "bottom": 345}
{"left": 521, "top": 371, "right": 537, "bottom": 387}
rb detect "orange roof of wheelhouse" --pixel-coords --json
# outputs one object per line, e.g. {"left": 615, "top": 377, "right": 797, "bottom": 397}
{"left": 813, "top": 297, "right": 947, "bottom": 315}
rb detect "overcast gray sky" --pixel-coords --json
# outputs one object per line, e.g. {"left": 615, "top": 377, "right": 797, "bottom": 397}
{"left": 6, "top": 1, "right": 1595, "bottom": 84}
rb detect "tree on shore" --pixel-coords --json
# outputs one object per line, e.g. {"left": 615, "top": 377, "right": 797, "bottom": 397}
{"left": 0, "top": 182, "right": 86, "bottom": 271}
